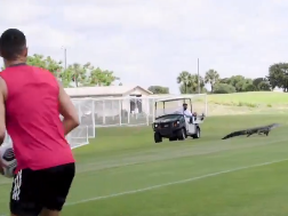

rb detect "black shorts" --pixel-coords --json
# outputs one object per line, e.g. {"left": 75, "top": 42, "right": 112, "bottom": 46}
{"left": 10, "top": 163, "right": 75, "bottom": 216}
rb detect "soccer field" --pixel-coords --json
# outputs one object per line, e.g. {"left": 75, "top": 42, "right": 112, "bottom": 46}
{"left": 1, "top": 114, "right": 288, "bottom": 215}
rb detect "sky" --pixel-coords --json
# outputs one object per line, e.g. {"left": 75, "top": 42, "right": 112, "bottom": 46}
{"left": 0, "top": 0, "right": 288, "bottom": 93}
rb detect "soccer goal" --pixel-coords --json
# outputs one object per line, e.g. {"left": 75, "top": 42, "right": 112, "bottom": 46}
{"left": 65, "top": 98, "right": 97, "bottom": 149}
{"left": 72, "top": 99, "right": 96, "bottom": 138}
{"left": 66, "top": 126, "right": 89, "bottom": 149}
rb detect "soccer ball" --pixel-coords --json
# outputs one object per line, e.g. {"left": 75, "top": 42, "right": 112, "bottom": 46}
{"left": 0, "top": 145, "right": 17, "bottom": 178}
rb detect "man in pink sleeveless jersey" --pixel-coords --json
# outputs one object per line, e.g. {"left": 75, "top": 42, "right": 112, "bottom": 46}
{"left": 0, "top": 28, "right": 80, "bottom": 216}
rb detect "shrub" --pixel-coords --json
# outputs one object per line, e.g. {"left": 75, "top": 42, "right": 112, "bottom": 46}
{"left": 213, "top": 83, "right": 236, "bottom": 94}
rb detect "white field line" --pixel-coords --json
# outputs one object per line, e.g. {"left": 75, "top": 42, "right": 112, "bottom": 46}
{"left": 66, "top": 158, "right": 288, "bottom": 206}
{"left": 75, "top": 135, "right": 288, "bottom": 174}
{"left": 0, "top": 136, "right": 286, "bottom": 186}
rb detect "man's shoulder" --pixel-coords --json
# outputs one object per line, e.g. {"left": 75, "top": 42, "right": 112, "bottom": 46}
{"left": 29, "top": 66, "right": 57, "bottom": 80}
{"left": 29, "top": 65, "right": 51, "bottom": 73}
{"left": 1, "top": 65, "right": 50, "bottom": 73}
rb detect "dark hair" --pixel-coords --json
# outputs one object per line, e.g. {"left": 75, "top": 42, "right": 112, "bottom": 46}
{"left": 0, "top": 28, "right": 26, "bottom": 61}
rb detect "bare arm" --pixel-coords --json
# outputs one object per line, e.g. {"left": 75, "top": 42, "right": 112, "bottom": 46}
{"left": 58, "top": 82, "right": 80, "bottom": 135}
{"left": 0, "top": 78, "right": 6, "bottom": 145}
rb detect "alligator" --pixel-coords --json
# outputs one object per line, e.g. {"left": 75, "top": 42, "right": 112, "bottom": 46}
{"left": 222, "top": 123, "right": 281, "bottom": 140}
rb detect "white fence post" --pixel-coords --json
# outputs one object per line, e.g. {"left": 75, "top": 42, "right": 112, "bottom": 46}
{"left": 118, "top": 99, "right": 122, "bottom": 126}
{"left": 146, "top": 97, "right": 149, "bottom": 126}
{"left": 205, "top": 94, "right": 208, "bottom": 116}
{"left": 127, "top": 98, "right": 130, "bottom": 124}
{"left": 152, "top": 98, "right": 155, "bottom": 121}
{"left": 91, "top": 100, "right": 96, "bottom": 137}
{"left": 102, "top": 100, "right": 106, "bottom": 124}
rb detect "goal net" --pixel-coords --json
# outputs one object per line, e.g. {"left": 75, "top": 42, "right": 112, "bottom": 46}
{"left": 2, "top": 126, "right": 89, "bottom": 150}
{"left": 66, "top": 126, "right": 89, "bottom": 149}
{"left": 72, "top": 99, "right": 96, "bottom": 138}
{"left": 64, "top": 98, "right": 97, "bottom": 149}
{"left": 2, "top": 99, "right": 95, "bottom": 150}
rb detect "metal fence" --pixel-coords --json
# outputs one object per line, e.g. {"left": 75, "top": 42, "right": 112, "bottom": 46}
{"left": 73, "top": 94, "right": 208, "bottom": 128}
{"left": 2, "top": 94, "right": 207, "bottom": 150}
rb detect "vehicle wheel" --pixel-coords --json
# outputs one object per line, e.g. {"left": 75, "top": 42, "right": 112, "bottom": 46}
{"left": 154, "top": 132, "right": 162, "bottom": 143}
{"left": 192, "top": 127, "right": 200, "bottom": 139}
{"left": 169, "top": 137, "right": 177, "bottom": 141}
{"left": 177, "top": 128, "right": 186, "bottom": 140}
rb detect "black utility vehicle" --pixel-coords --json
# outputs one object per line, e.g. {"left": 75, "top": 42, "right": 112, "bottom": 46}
{"left": 152, "top": 97, "right": 205, "bottom": 143}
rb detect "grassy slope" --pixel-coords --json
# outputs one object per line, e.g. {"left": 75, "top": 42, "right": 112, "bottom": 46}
{"left": 208, "top": 92, "right": 288, "bottom": 104}
{"left": 200, "top": 92, "right": 288, "bottom": 115}
{"left": 1, "top": 114, "right": 288, "bottom": 215}
{"left": 159, "top": 92, "right": 288, "bottom": 116}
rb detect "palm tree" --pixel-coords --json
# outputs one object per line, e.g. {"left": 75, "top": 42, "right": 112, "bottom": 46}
{"left": 187, "top": 74, "right": 197, "bottom": 92}
{"left": 177, "top": 71, "right": 190, "bottom": 94}
{"left": 71, "top": 63, "right": 89, "bottom": 87}
{"left": 204, "top": 69, "right": 220, "bottom": 93}
{"left": 188, "top": 74, "right": 205, "bottom": 93}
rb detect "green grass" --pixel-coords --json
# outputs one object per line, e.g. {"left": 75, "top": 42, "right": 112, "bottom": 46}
{"left": 193, "top": 92, "right": 288, "bottom": 115}
{"left": 208, "top": 92, "right": 288, "bottom": 105}
{"left": 1, "top": 114, "right": 288, "bottom": 215}
{"left": 156, "top": 92, "right": 288, "bottom": 116}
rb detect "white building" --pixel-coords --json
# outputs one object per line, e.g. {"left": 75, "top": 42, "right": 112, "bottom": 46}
{"left": 64, "top": 85, "right": 153, "bottom": 114}
{"left": 64, "top": 85, "right": 152, "bottom": 98}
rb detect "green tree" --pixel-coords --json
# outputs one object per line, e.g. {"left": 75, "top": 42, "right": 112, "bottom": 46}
{"left": 258, "top": 81, "right": 271, "bottom": 91}
{"left": 229, "top": 75, "right": 247, "bottom": 92}
{"left": 252, "top": 77, "right": 265, "bottom": 90}
{"left": 213, "top": 83, "right": 236, "bottom": 94}
{"left": 219, "top": 75, "right": 255, "bottom": 92}
{"left": 148, "top": 86, "right": 169, "bottom": 94}
{"left": 241, "top": 78, "right": 255, "bottom": 92}
{"left": 243, "top": 83, "right": 256, "bottom": 91}
{"left": 27, "top": 54, "right": 46, "bottom": 68}
{"left": 177, "top": 71, "right": 190, "bottom": 93}
{"left": 27, "top": 54, "right": 63, "bottom": 77}
{"left": 219, "top": 78, "right": 230, "bottom": 84}
{"left": 252, "top": 77, "right": 271, "bottom": 91}
{"left": 267, "top": 63, "right": 288, "bottom": 91}
{"left": 59, "top": 68, "right": 74, "bottom": 87}
{"left": 179, "top": 73, "right": 204, "bottom": 93}
{"left": 70, "top": 63, "right": 90, "bottom": 87}
{"left": 88, "top": 67, "right": 119, "bottom": 86}
{"left": 204, "top": 69, "right": 220, "bottom": 92}
{"left": 1, "top": 53, "right": 120, "bottom": 88}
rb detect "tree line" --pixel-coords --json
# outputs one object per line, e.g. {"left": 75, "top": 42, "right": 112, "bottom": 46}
{"left": 176, "top": 70, "right": 272, "bottom": 94}
{"left": 173, "top": 62, "right": 288, "bottom": 94}
{"left": 1, "top": 54, "right": 120, "bottom": 88}
{"left": 149, "top": 62, "right": 288, "bottom": 94}
{"left": 1, "top": 54, "right": 287, "bottom": 94}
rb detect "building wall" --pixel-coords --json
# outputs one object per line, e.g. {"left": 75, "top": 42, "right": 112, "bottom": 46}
{"left": 122, "top": 87, "right": 152, "bottom": 114}
{"left": 120, "top": 98, "right": 151, "bottom": 114}
{"left": 70, "top": 87, "right": 153, "bottom": 117}
{"left": 70, "top": 94, "right": 122, "bottom": 99}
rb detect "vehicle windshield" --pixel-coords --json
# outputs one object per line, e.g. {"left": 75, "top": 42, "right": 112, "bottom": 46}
{"left": 155, "top": 99, "right": 191, "bottom": 117}
{"left": 155, "top": 114, "right": 182, "bottom": 121}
